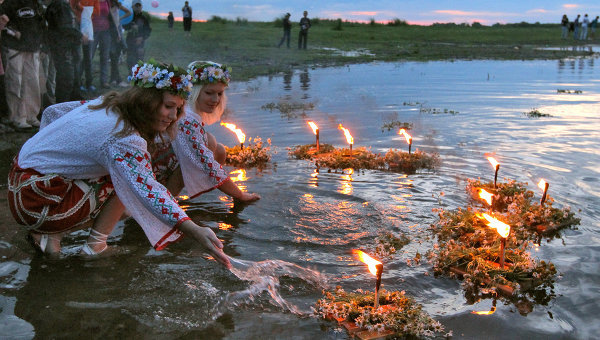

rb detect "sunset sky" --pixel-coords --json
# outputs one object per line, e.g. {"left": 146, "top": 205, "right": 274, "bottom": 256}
{"left": 143, "top": 1, "right": 600, "bottom": 25}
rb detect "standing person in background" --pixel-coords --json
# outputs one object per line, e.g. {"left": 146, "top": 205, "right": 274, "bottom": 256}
{"left": 573, "top": 14, "right": 580, "bottom": 40}
{"left": 167, "top": 10, "right": 173, "bottom": 32}
{"left": 277, "top": 12, "right": 291, "bottom": 48}
{"left": 45, "top": 0, "right": 85, "bottom": 103}
{"left": 591, "top": 16, "right": 598, "bottom": 40}
{"left": 108, "top": 0, "right": 129, "bottom": 87}
{"left": 76, "top": 0, "right": 99, "bottom": 93}
{"left": 581, "top": 14, "right": 589, "bottom": 40}
{"left": 298, "top": 10, "right": 310, "bottom": 50}
{"left": 90, "top": 0, "right": 114, "bottom": 89}
{"left": 561, "top": 14, "right": 569, "bottom": 39}
{"left": 0, "top": 9, "right": 9, "bottom": 125}
{"left": 39, "top": 0, "right": 57, "bottom": 112}
{"left": 181, "top": 0, "right": 191, "bottom": 37}
{"left": 0, "top": 0, "right": 44, "bottom": 129}
{"left": 123, "top": 0, "right": 149, "bottom": 69}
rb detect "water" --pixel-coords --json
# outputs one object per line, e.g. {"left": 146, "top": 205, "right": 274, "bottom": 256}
{"left": 0, "top": 57, "right": 598, "bottom": 339}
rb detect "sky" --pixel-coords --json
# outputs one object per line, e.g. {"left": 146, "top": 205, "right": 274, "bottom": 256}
{"left": 142, "top": 1, "right": 600, "bottom": 25}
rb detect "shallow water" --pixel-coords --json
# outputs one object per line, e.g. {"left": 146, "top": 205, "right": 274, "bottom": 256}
{"left": 1, "top": 57, "right": 599, "bottom": 339}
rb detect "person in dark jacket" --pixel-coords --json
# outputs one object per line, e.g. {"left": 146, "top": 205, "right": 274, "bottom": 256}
{"left": 45, "top": 0, "right": 85, "bottom": 103}
{"left": 0, "top": 0, "right": 44, "bottom": 128}
{"left": 277, "top": 12, "right": 291, "bottom": 48}
{"left": 298, "top": 10, "right": 310, "bottom": 50}
{"left": 123, "top": 0, "right": 150, "bottom": 69}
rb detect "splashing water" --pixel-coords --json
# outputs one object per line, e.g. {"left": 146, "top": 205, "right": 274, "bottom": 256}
{"left": 212, "top": 256, "right": 329, "bottom": 318}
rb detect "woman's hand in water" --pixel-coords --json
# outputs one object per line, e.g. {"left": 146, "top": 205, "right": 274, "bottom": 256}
{"left": 236, "top": 192, "right": 261, "bottom": 202}
{"left": 178, "top": 220, "right": 231, "bottom": 268}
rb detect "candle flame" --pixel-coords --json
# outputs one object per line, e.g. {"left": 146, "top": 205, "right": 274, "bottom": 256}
{"left": 487, "top": 156, "right": 499, "bottom": 169}
{"left": 338, "top": 124, "right": 354, "bottom": 145}
{"left": 478, "top": 188, "right": 494, "bottom": 206}
{"left": 398, "top": 129, "right": 412, "bottom": 144}
{"left": 477, "top": 213, "right": 511, "bottom": 238}
{"left": 307, "top": 121, "right": 319, "bottom": 135}
{"left": 220, "top": 122, "right": 246, "bottom": 144}
{"left": 353, "top": 249, "right": 382, "bottom": 276}
{"left": 472, "top": 306, "right": 496, "bottom": 315}
{"left": 538, "top": 179, "right": 547, "bottom": 191}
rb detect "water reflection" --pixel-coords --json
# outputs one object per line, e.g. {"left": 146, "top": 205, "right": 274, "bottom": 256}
{"left": 338, "top": 168, "right": 354, "bottom": 195}
{"left": 299, "top": 68, "right": 310, "bottom": 99}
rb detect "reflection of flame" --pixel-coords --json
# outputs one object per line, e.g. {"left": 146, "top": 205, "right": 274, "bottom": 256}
{"left": 352, "top": 249, "right": 382, "bottom": 276}
{"left": 478, "top": 188, "right": 493, "bottom": 206}
{"left": 472, "top": 306, "right": 496, "bottom": 315}
{"left": 230, "top": 169, "right": 247, "bottom": 182}
{"left": 338, "top": 124, "right": 354, "bottom": 145}
{"left": 220, "top": 122, "right": 246, "bottom": 143}
{"left": 218, "top": 223, "right": 233, "bottom": 230}
{"left": 177, "top": 195, "right": 190, "bottom": 201}
{"left": 538, "top": 179, "right": 547, "bottom": 191}
{"left": 487, "top": 156, "right": 499, "bottom": 169}
{"left": 477, "top": 213, "right": 511, "bottom": 238}
{"left": 307, "top": 121, "right": 319, "bottom": 135}
{"left": 398, "top": 129, "right": 412, "bottom": 144}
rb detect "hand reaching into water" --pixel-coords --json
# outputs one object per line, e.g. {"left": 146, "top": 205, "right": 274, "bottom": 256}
{"left": 178, "top": 220, "right": 231, "bottom": 268}
{"left": 236, "top": 192, "right": 261, "bottom": 202}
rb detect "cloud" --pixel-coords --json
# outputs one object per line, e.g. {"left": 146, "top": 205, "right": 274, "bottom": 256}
{"left": 563, "top": 4, "right": 579, "bottom": 9}
{"left": 434, "top": 10, "right": 513, "bottom": 17}
{"left": 349, "top": 11, "right": 378, "bottom": 16}
{"left": 528, "top": 9, "right": 548, "bottom": 14}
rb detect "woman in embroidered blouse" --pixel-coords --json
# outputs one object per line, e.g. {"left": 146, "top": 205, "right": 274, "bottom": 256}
{"left": 177, "top": 60, "right": 261, "bottom": 202}
{"left": 8, "top": 61, "right": 230, "bottom": 267}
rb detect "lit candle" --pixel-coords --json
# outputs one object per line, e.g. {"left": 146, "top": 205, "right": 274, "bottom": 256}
{"left": 478, "top": 188, "right": 494, "bottom": 210}
{"left": 308, "top": 121, "right": 320, "bottom": 151}
{"left": 338, "top": 124, "right": 354, "bottom": 155}
{"left": 353, "top": 249, "right": 383, "bottom": 308}
{"left": 538, "top": 179, "right": 549, "bottom": 205}
{"left": 478, "top": 213, "right": 511, "bottom": 269}
{"left": 487, "top": 157, "right": 500, "bottom": 188}
{"left": 398, "top": 129, "right": 412, "bottom": 154}
{"left": 220, "top": 122, "right": 246, "bottom": 149}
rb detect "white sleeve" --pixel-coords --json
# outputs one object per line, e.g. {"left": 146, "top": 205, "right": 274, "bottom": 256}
{"left": 171, "top": 111, "right": 230, "bottom": 198}
{"left": 105, "top": 135, "right": 189, "bottom": 250}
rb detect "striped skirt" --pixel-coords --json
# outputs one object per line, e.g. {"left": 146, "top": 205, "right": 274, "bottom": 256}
{"left": 7, "top": 160, "right": 115, "bottom": 233}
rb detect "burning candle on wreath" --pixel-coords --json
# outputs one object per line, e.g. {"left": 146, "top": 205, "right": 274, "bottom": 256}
{"left": 398, "top": 128, "right": 412, "bottom": 154}
{"left": 338, "top": 124, "right": 354, "bottom": 155}
{"left": 307, "top": 121, "right": 320, "bottom": 151}
{"left": 538, "top": 179, "right": 549, "bottom": 205}
{"left": 478, "top": 213, "right": 511, "bottom": 269}
{"left": 353, "top": 249, "right": 383, "bottom": 309}
{"left": 478, "top": 188, "right": 494, "bottom": 210}
{"left": 487, "top": 156, "right": 500, "bottom": 188}
{"left": 220, "top": 122, "right": 246, "bottom": 149}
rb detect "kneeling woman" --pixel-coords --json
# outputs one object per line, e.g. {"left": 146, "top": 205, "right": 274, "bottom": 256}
{"left": 8, "top": 61, "right": 230, "bottom": 267}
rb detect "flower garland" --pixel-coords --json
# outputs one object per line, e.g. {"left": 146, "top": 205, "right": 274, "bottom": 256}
{"left": 188, "top": 61, "right": 232, "bottom": 85}
{"left": 128, "top": 60, "right": 193, "bottom": 99}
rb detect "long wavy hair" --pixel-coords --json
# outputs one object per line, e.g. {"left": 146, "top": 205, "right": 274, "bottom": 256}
{"left": 89, "top": 87, "right": 185, "bottom": 144}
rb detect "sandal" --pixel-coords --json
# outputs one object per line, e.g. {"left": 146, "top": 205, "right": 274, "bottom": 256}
{"left": 27, "top": 233, "right": 49, "bottom": 254}
{"left": 81, "top": 229, "right": 109, "bottom": 255}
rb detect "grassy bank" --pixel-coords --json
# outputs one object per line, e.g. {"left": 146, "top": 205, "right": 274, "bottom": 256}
{"left": 145, "top": 18, "right": 597, "bottom": 81}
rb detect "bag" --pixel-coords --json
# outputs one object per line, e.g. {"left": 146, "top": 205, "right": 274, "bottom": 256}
{"left": 81, "top": 6, "right": 94, "bottom": 41}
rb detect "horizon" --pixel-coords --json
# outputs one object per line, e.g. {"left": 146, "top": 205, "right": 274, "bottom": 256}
{"left": 133, "top": 1, "right": 600, "bottom": 26}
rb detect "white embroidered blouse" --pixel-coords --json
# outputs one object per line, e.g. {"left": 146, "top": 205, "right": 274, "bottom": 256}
{"left": 18, "top": 99, "right": 229, "bottom": 250}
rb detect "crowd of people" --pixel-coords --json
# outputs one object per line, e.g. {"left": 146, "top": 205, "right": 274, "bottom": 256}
{"left": 0, "top": 0, "right": 152, "bottom": 130}
{"left": 561, "top": 13, "right": 599, "bottom": 40}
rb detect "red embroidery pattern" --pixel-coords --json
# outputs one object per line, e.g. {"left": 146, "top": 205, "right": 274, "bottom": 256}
{"left": 114, "top": 150, "right": 182, "bottom": 225}
{"left": 178, "top": 119, "right": 226, "bottom": 182}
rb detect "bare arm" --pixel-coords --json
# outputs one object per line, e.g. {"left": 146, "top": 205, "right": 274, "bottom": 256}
{"left": 218, "top": 178, "right": 261, "bottom": 202}
{"left": 178, "top": 220, "right": 231, "bottom": 268}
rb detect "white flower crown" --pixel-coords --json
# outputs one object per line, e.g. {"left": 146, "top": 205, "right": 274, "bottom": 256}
{"left": 128, "top": 61, "right": 194, "bottom": 99}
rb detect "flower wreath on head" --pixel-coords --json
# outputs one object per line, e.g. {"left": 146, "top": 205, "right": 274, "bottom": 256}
{"left": 187, "top": 61, "right": 232, "bottom": 86}
{"left": 128, "top": 59, "right": 194, "bottom": 99}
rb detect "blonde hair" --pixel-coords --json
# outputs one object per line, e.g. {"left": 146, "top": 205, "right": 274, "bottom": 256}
{"left": 187, "top": 83, "right": 228, "bottom": 125}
